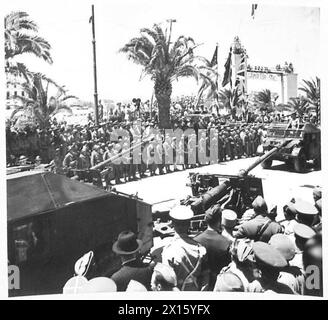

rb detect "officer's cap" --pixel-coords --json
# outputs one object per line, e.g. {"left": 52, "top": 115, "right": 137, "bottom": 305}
{"left": 294, "top": 199, "right": 318, "bottom": 216}
{"left": 294, "top": 223, "right": 316, "bottom": 240}
{"left": 253, "top": 241, "right": 288, "bottom": 268}
{"left": 169, "top": 205, "right": 193, "bottom": 221}
{"left": 269, "top": 234, "right": 296, "bottom": 261}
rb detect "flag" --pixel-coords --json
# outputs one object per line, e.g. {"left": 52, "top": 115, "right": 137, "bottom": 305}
{"left": 210, "top": 45, "right": 218, "bottom": 67}
{"left": 235, "top": 53, "right": 247, "bottom": 95}
{"left": 222, "top": 47, "right": 232, "bottom": 87}
{"left": 251, "top": 4, "right": 258, "bottom": 19}
{"left": 89, "top": 16, "right": 93, "bottom": 23}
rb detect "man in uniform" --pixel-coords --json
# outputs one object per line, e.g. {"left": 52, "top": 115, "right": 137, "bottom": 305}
{"left": 269, "top": 234, "right": 305, "bottom": 295}
{"left": 194, "top": 204, "right": 231, "bottom": 290}
{"left": 62, "top": 146, "right": 77, "bottom": 177}
{"left": 289, "top": 223, "right": 316, "bottom": 270}
{"left": 161, "top": 205, "right": 207, "bottom": 291}
{"left": 90, "top": 144, "right": 103, "bottom": 168}
{"left": 252, "top": 241, "right": 293, "bottom": 294}
{"left": 234, "top": 196, "right": 283, "bottom": 242}
{"left": 294, "top": 199, "right": 318, "bottom": 227}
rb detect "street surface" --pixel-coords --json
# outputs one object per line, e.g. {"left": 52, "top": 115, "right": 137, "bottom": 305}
{"left": 115, "top": 157, "right": 322, "bottom": 222}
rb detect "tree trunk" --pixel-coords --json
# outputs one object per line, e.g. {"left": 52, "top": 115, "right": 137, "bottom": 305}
{"left": 156, "top": 93, "right": 171, "bottom": 129}
{"left": 154, "top": 79, "right": 172, "bottom": 129}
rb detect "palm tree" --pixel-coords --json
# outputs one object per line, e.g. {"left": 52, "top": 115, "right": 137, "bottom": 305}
{"left": 11, "top": 73, "right": 77, "bottom": 128}
{"left": 287, "top": 97, "right": 309, "bottom": 117}
{"left": 218, "top": 88, "right": 241, "bottom": 117}
{"left": 195, "top": 65, "right": 218, "bottom": 107}
{"left": 254, "top": 89, "right": 278, "bottom": 113}
{"left": 5, "top": 11, "right": 52, "bottom": 63}
{"left": 120, "top": 24, "right": 207, "bottom": 128}
{"left": 299, "top": 77, "right": 320, "bottom": 123}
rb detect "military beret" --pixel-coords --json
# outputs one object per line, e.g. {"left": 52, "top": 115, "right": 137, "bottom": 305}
{"left": 269, "top": 234, "right": 296, "bottom": 261}
{"left": 169, "top": 205, "right": 193, "bottom": 221}
{"left": 294, "top": 199, "right": 318, "bottom": 216}
{"left": 252, "top": 196, "right": 268, "bottom": 214}
{"left": 214, "top": 272, "right": 244, "bottom": 292}
{"left": 253, "top": 241, "right": 288, "bottom": 268}
{"left": 294, "top": 223, "right": 316, "bottom": 240}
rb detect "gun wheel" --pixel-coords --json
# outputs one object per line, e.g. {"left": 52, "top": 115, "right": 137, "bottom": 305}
{"left": 294, "top": 151, "right": 307, "bottom": 173}
{"left": 261, "top": 159, "right": 272, "bottom": 169}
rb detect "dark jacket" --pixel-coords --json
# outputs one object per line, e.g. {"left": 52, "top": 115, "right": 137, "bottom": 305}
{"left": 234, "top": 215, "right": 283, "bottom": 243}
{"left": 194, "top": 229, "right": 231, "bottom": 290}
{"left": 110, "top": 259, "right": 153, "bottom": 292}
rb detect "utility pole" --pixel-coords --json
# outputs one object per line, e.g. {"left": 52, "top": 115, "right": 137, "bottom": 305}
{"left": 91, "top": 4, "right": 99, "bottom": 126}
{"left": 166, "top": 19, "right": 176, "bottom": 47}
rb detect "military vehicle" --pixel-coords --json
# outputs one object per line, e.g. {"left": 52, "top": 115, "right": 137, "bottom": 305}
{"left": 7, "top": 171, "right": 153, "bottom": 297}
{"left": 259, "top": 122, "right": 321, "bottom": 172}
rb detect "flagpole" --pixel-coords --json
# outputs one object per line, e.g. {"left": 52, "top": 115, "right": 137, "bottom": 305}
{"left": 216, "top": 42, "right": 220, "bottom": 115}
{"left": 91, "top": 4, "right": 99, "bottom": 126}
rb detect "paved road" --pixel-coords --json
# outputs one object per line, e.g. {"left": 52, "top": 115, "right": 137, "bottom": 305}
{"left": 115, "top": 158, "right": 322, "bottom": 221}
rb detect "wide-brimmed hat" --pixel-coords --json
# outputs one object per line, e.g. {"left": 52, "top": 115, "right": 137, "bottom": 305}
{"left": 112, "top": 231, "right": 143, "bottom": 255}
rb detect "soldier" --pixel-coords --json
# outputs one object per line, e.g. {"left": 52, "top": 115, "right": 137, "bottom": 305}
{"left": 161, "top": 206, "right": 207, "bottom": 291}
{"left": 18, "top": 155, "right": 28, "bottom": 166}
{"left": 252, "top": 241, "right": 293, "bottom": 294}
{"left": 294, "top": 199, "right": 318, "bottom": 227}
{"left": 78, "top": 146, "right": 91, "bottom": 170}
{"left": 90, "top": 145, "right": 103, "bottom": 168}
{"left": 269, "top": 234, "right": 305, "bottom": 295}
{"left": 194, "top": 204, "right": 231, "bottom": 290}
{"left": 234, "top": 196, "right": 283, "bottom": 242}
{"left": 289, "top": 223, "right": 316, "bottom": 270}
{"left": 62, "top": 146, "right": 78, "bottom": 177}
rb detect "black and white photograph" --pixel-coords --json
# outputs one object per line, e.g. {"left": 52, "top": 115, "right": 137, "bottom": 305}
{"left": 1, "top": 0, "right": 326, "bottom": 302}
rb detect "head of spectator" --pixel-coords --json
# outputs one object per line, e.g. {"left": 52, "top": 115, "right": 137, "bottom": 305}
{"left": 294, "top": 223, "right": 316, "bottom": 251}
{"left": 19, "top": 155, "right": 28, "bottom": 166}
{"left": 126, "top": 280, "right": 148, "bottom": 292}
{"left": 151, "top": 263, "right": 178, "bottom": 291}
{"left": 213, "top": 271, "right": 244, "bottom": 292}
{"left": 35, "top": 155, "right": 42, "bottom": 165}
{"left": 80, "top": 277, "right": 117, "bottom": 293}
{"left": 294, "top": 199, "right": 318, "bottom": 226}
{"left": 313, "top": 186, "right": 322, "bottom": 202}
{"left": 169, "top": 205, "right": 193, "bottom": 235}
{"left": 252, "top": 196, "right": 268, "bottom": 216}
{"left": 269, "top": 234, "right": 296, "bottom": 262}
{"left": 222, "top": 209, "right": 237, "bottom": 232}
{"left": 253, "top": 241, "right": 288, "bottom": 283}
{"left": 230, "top": 239, "right": 258, "bottom": 282}
{"left": 283, "top": 201, "right": 297, "bottom": 221}
{"left": 204, "top": 204, "right": 222, "bottom": 232}
{"left": 112, "top": 230, "right": 143, "bottom": 264}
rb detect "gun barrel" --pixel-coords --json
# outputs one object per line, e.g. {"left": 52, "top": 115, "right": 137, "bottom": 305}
{"left": 190, "top": 180, "right": 231, "bottom": 214}
{"left": 90, "top": 134, "right": 154, "bottom": 171}
{"left": 238, "top": 139, "right": 291, "bottom": 176}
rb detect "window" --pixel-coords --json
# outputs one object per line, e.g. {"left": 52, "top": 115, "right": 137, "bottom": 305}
{"left": 14, "top": 91, "right": 17, "bottom": 98}
{"left": 21, "top": 91, "right": 25, "bottom": 97}
{"left": 7, "top": 91, "right": 10, "bottom": 99}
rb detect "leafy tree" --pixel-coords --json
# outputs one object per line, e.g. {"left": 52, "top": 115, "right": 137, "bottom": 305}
{"left": 120, "top": 23, "right": 207, "bottom": 128}
{"left": 11, "top": 73, "right": 77, "bottom": 128}
{"left": 299, "top": 77, "right": 320, "bottom": 123}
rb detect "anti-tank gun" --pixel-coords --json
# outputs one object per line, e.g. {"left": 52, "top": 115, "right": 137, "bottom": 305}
{"left": 183, "top": 139, "right": 292, "bottom": 219}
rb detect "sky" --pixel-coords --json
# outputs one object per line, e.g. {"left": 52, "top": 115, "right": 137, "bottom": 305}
{"left": 3, "top": 0, "right": 321, "bottom": 102}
